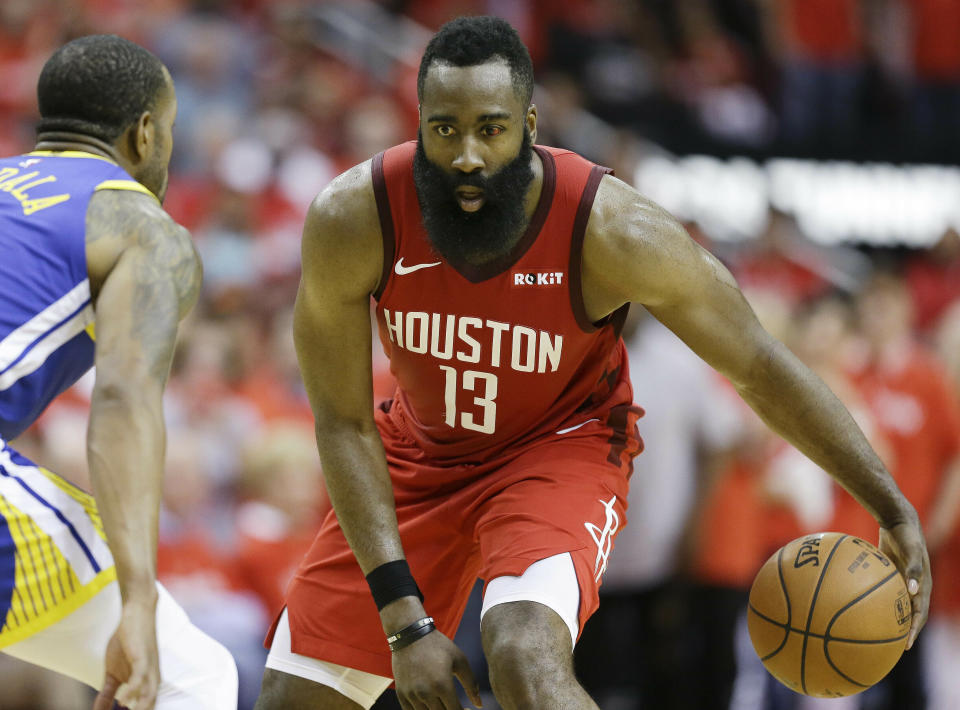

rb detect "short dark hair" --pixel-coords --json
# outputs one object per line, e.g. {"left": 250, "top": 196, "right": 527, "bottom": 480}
{"left": 37, "top": 34, "right": 168, "bottom": 143}
{"left": 417, "top": 16, "right": 534, "bottom": 106}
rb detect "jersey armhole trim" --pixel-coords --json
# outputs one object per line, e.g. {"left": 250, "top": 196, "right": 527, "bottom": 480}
{"left": 94, "top": 180, "right": 159, "bottom": 203}
{"left": 371, "top": 151, "right": 395, "bottom": 302}
{"left": 569, "top": 165, "right": 614, "bottom": 333}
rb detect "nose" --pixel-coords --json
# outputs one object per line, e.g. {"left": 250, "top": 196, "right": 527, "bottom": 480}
{"left": 452, "top": 135, "right": 484, "bottom": 174}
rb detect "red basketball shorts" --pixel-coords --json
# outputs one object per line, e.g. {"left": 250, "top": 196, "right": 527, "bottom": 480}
{"left": 270, "top": 401, "right": 642, "bottom": 678}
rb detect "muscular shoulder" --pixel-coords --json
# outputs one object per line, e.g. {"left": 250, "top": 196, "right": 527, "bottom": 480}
{"left": 582, "top": 174, "right": 715, "bottom": 315}
{"left": 301, "top": 159, "right": 383, "bottom": 297}
{"left": 85, "top": 189, "right": 201, "bottom": 317}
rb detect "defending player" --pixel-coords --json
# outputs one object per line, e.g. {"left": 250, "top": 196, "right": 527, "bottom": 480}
{"left": 255, "top": 17, "right": 931, "bottom": 710}
{"left": 0, "top": 36, "right": 237, "bottom": 709}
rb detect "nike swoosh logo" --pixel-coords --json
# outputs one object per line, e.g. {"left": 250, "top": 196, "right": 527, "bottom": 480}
{"left": 556, "top": 418, "right": 599, "bottom": 435}
{"left": 395, "top": 258, "right": 442, "bottom": 275}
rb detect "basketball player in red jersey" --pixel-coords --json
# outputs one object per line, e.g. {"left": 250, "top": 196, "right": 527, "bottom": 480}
{"left": 255, "top": 16, "right": 931, "bottom": 710}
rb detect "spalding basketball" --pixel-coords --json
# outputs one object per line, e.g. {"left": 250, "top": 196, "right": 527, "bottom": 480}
{"left": 747, "top": 532, "right": 912, "bottom": 697}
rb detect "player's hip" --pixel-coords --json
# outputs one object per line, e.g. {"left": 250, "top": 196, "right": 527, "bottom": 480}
{"left": 0, "top": 440, "right": 116, "bottom": 647}
{"left": 377, "top": 393, "right": 643, "bottom": 483}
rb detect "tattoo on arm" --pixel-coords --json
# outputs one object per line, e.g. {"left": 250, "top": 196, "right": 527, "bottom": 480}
{"left": 87, "top": 190, "right": 202, "bottom": 381}
{"left": 88, "top": 190, "right": 201, "bottom": 310}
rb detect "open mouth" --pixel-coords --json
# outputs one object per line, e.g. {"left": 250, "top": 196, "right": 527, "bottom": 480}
{"left": 455, "top": 188, "right": 485, "bottom": 213}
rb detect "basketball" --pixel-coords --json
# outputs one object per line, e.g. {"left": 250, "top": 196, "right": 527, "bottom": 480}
{"left": 747, "top": 532, "right": 912, "bottom": 697}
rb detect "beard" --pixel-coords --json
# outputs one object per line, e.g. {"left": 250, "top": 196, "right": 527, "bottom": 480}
{"left": 413, "top": 128, "right": 534, "bottom": 265}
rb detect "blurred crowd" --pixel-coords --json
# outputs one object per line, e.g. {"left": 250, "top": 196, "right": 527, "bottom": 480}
{"left": 1, "top": 1, "right": 959, "bottom": 709}
{"left": 577, "top": 225, "right": 960, "bottom": 710}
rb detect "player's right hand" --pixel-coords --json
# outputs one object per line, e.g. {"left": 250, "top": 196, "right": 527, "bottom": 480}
{"left": 93, "top": 600, "right": 160, "bottom": 710}
{"left": 392, "top": 630, "right": 482, "bottom": 710}
{"left": 878, "top": 518, "right": 931, "bottom": 651}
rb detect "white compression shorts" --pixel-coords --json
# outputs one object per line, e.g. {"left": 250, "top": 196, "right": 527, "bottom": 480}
{"left": 2, "top": 580, "right": 237, "bottom": 709}
{"left": 480, "top": 552, "right": 581, "bottom": 648}
{"left": 266, "top": 551, "right": 581, "bottom": 708}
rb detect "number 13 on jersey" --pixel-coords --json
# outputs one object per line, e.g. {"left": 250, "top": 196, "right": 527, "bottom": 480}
{"left": 439, "top": 365, "right": 498, "bottom": 434}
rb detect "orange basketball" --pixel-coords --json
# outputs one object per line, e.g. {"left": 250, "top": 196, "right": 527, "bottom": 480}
{"left": 747, "top": 532, "right": 912, "bottom": 697}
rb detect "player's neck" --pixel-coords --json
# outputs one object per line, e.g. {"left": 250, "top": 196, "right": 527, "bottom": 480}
{"left": 33, "top": 132, "right": 123, "bottom": 165}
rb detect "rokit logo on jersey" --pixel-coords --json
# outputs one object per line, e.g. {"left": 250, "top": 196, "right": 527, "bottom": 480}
{"left": 512, "top": 270, "right": 564, "bottom": 288}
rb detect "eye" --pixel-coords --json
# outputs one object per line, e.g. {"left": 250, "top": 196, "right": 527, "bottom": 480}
{"left": 435, "top": 125, "right": 455, "bottom": 137}
{"left": 481, "top": 125, "right": 504, "bottom": 137}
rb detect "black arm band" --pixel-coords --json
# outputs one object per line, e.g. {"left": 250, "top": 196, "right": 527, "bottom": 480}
{"left": 365, "top": 559, "right": 424, "bottom": 611}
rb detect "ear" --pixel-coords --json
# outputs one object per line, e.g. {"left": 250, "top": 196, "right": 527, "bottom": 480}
{"left": 127, "top": 110, "right": 154, "bottom": 164}
{"left": 526, "top": 104, "right": 537, "bottom": 143}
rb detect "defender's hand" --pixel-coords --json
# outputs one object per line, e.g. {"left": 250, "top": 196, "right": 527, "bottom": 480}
{"left": 878, "top": 520, "right": 931, "bottom": 650}
{"left": 93, "top": 601, "right": 160, "bottom": 710}
{"left": 392, "top": 630, "right": 482, "bottom": 710}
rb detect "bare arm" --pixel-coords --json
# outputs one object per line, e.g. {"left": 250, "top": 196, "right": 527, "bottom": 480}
{"left": 294, "top": 163, "right": 479, "bottom": 708}
{"left": 292, "top": 162, "right": 404, "bottom": 585}
{"left": 85, "top": 189, "right": 201, "bottom": 708}
{"left": 583, "top": 175, "right": 931, "bottom": 645}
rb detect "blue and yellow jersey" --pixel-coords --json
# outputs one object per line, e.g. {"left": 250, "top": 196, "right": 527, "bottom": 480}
{"left": 0, "top": 151, "right": 155, "bottom": 646}
{"left": 0, "top": 151, "right": 155, "bottom": 440}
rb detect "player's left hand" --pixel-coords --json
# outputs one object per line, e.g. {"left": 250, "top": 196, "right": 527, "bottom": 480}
{"left": 92, "top": 600, "right": 160, "bottom": 710}
{"left": 878, "top": 519, "right": 931, "bottom": 651}
{"left": 392, "top": 629, "right": 482, "bottom": 710}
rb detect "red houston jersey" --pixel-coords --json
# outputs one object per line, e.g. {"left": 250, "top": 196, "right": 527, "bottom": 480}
{"left": 372, "top": 142, "right": 635, "bottom": 461}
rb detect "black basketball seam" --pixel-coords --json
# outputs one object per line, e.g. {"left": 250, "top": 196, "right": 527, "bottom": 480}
{"left": 747, "top": 603, "right": 909, "bottom": 644}
{"left": 748, "top": 604, "right": 908, "bottom": 643}
{"left": 756, "top": 546, "right": 793, "bottom": 662}
{"left": 821, "top": 570, "right": 906, "bottom": 688}
{"left": 825, "top": 634, "right": 909, "bottom": 644}
{"left": 749, "top": 607, "right": 790, "bottom": 661}
{"left": 800, "top": 534, "right": 847, "bottom": 695}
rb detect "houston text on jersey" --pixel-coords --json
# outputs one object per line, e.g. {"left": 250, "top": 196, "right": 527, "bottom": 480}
{"left": 382, "top": 309, "right": 563, "bottom": 374}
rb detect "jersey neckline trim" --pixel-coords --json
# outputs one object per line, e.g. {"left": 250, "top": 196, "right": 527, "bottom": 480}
{"left": 27, "top": 150, "right": 116, "bottom": 164}
{"left": 94, "top": 179, "right": 160, "bottom": 203}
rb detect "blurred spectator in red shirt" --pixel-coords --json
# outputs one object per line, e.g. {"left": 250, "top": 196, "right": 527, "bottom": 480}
{"left": 730, "top": 209, "right": 830, "bottom": 306}
{"left": 906, "top": 228, "right": 960, "bottom": 333}
{"left": 232, "top": 423, "right": 329, "bottom": 619}
{"left": 667, "top": 4, "right": 775, "bottom": 149}
{"left": 848, "top": 272, "right": 960, "bottom": 533}
{"left": 925, "top": 302, "right": 960, "bottom": 710}
{"left": 835, "top": 270, "right": 960, "bottom": 710}
{"left": 771, "top": 293, "right": 886, "bottom": 543}
{"left": 762, "top": 0, "right": 865, "bottom": 153}
{"left": 234, "top": 307, "right": 315, "bottom": 426}
{"left": 687, "top": 288, "right": 796, "bottom": 710}
{"left": 158, "top": 431, "right": 269, "bottom": 710}
{"left": 166, "top": 318, "right": 263, "bottom": 487}
{"left": 902, "top": 0, "right": 960, "bottom": 160}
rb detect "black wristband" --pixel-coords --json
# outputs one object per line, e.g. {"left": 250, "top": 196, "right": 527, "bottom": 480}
{"left": 387, "top": 616, "right": 436, "bottom": 652}
{"left": 365, "top": 559, "right": 424, "bottom": 611}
